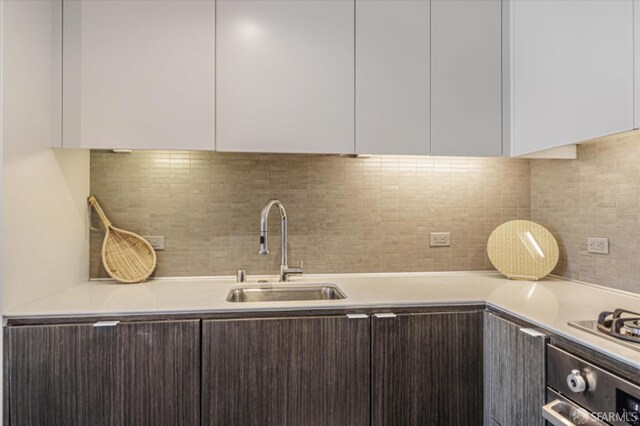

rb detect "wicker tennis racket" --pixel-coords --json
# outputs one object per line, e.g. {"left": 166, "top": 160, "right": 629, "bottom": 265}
{"left": 88, "top": 195, "right": 157, "bottom": 283}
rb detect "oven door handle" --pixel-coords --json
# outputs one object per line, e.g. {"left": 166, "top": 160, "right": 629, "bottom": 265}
{"left": 542, "top": 399, "right": 606, "bottom": 426}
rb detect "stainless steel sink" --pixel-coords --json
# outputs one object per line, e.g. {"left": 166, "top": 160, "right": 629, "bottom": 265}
{"left": 226, "top": 284, "right": 346, "bottom": 303}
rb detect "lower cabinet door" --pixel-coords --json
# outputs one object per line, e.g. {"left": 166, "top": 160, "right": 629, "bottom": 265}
{"left": 372, "top": 311, "right": 484, "bottom": 426}
{"left": 7, "top": 320, "right": 201, "bottom": 426}
{"left": 484, "top": 312, "right": 547, "bottom": 426}
{"left": 202, "top": 315, "right": 370, "bottom": 426}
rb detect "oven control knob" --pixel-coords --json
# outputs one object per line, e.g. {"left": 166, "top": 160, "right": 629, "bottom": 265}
{"left": 567, "top": 369, "right": 587, "bottom": 393}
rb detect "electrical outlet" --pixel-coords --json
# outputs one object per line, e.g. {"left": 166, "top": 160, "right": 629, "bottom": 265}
{"left": 430, "top": 232, "right": 451, "bottom": 247}
{"left": 587, "top": 237, "right": 609, "bottom": 254}
{"left": 143, "top": 235, "right": 165, "bottom": 250}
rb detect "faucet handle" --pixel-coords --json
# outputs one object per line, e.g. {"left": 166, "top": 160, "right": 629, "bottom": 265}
{"left": 286, "top": 261, "right": 304, "bottom": 274}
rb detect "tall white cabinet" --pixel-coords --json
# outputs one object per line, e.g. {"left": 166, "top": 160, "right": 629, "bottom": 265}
{"left": 62, "top": 0, "right": 215, "bottom": 150}
{"left": 506, "top": 0, "right": 634, "bottom": 156}
{"left": 431, "top": 0, "right": 502, "bottom": 157}
{"left": 216, "top": 0, "right": 355, "bottom": 154}
{"left": 355, "top": 0, "right": 430, "bottom": 155}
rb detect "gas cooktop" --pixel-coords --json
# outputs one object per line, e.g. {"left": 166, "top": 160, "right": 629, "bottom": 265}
{"left": 569, "top": 309, "right": 640, "bottom": 352}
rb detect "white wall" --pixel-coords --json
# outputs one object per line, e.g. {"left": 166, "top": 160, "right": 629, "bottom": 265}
{"left": 2, "top": 0, "right": 89, "bottom": 312}
{"left": 0, "top": 0, "right": 4, "bottom": 418}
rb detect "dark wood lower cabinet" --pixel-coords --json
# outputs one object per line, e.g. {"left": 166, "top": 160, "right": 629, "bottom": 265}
{"left": 484, "top": 312, "right": 547, "bottom": 426}
{"left": 6, "top": 320, "right": 200, "bottom": 426}
{"left": 201, "top": 315, "right": 371, "bottom": 426}
{"left": 372, "top": 311, "right": 484, "bottom": 426}
{"left": 5, "top": 308, "right": 554, "bottom": 426}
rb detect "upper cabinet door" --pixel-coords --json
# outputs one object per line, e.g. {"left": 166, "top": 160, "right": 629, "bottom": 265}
{"left": 431, "top": 0, "right": 502, "bottom": 157}
{"left": 355, "top": 0, "right": 430, "bottom": 155}
{"left": 62, "top": 0, "right": 215, "bottom": 150}
{"left": 216, "top": 0, "right": 354, "bottom": 154}
{"left": 509, "top": 0, "right": 633, "bottom": 156}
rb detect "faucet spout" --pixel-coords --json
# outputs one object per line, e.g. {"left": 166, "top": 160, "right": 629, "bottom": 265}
{"left": 259, "top": 199, "right": 302, "bottom": 281}
{"left": 259, "top": 199, "right": 288, "bottom": 267}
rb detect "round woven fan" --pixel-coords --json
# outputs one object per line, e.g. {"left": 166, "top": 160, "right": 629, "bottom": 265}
{"left": 88, "top": 196, "right": 157, "bottom": 283}
{"left": 487, "top": 220, "right": 559, "bottom": 280}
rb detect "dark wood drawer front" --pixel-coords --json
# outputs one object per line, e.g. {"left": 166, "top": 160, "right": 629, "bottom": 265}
{"left": 372, "top": 311, "right": 484, "bottom": 426}
{"left": 484, "top": 312, "right": 546, "bottom": 426}
{"left": 202, "top": 315, "right": 371, "bottom": 426}
{"left": 7, "top": 320, "right": 200, "bottom": 426}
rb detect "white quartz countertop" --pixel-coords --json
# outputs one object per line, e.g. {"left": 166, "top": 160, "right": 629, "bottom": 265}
{"left": 6, "top": 271, "right": 640, "bottom": 370}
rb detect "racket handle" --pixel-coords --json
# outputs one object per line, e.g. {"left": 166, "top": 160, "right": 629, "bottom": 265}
{"left": 88, "top": 195, "right": 112, "bottom": 229}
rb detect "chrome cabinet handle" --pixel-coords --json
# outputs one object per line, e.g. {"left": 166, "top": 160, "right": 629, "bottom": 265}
{"left": 519, "top": 327, "right": 547, "bottom": 338}
{"left": 542, "top": 400, "right": 606, "bottom": 426}
{"left": 93, "top": 321, "right": 119, "bottom": 327}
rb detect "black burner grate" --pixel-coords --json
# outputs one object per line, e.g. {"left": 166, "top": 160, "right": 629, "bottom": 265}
{"left": 597, "top": 309, "right": 640, "bottom": 343}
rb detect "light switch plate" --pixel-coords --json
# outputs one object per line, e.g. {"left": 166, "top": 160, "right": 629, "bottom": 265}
{"left": 587, "top": 237, "right": 608, "bottom": 254}
{"left": 143, "top": 235, "right": 165, "bottom": 250}
{"left": 430, "top": 232, "right": 451, "bottom": 247}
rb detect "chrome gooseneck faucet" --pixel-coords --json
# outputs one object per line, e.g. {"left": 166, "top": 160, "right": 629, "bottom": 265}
{"left": 259, "top": 199, "right": 303, "bottom": 281}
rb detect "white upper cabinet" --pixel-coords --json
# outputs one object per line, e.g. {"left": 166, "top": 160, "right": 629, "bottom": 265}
{"left": 506, "top": 0, "right": 634, "bottom": 156}
{"left": 62, "top": 0, "right": 215, "bottom": 150}
{"left": 355, "top": 0, "right": 430, "bottom": 155}
{"left": 431, "top": 0, "right": 502, "bottom": 157}
{"left": 58, "top": 0, "right": 636, "bottom": 156}
{"left": 216, "top": 0, "right": 354, "bottom": 154}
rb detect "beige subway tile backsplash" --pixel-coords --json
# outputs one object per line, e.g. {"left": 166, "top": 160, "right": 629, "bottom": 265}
{"left": 531, "top": 132, "right": 640, "bottom": 294}
{"left": 90, "top": 151, "right": 531, "bottom": 278}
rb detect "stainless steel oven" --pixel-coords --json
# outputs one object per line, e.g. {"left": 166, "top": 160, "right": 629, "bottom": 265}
{"left": 543, "top": 345, "right": 640, "bottom": 426}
